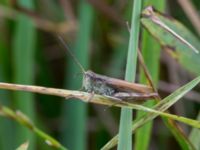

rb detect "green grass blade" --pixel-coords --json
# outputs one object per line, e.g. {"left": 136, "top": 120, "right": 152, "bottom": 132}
{"left": 0, "top": 9, "right": 14, "bottom": 149}
{"left": 12, "top": 0, "right": 36, "bottom": 149}
{"left": 62, "top": 1, "right": 94, "bottom": 150}
{"left": 128, "top": 104, "right": 200, "bottom": 129}
{"left": 189, "top": 111, "right": 200, "bottom": 149}
{"left": 0, "top": 72, "right": 14, "bottom": 150}
{"left": 141, "top": 6, "right": 200, "bottom": 76}
{"left": 118, "top": 0, "right": 142, "bottom": 150}
{"left": 135, "top": 1, "right": 165, "bottom": 150}
{"left": 101, "top": 75, "right": 200, "bottom": 150}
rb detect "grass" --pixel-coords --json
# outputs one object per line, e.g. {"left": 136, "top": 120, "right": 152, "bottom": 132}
{"left": 118, "top": 0, "right": 142, "bottom": 149}
{"left": 0, "top": 1, "right": 199, "bottom": 150}
{"left": 0, "top": 2, "right": 13, "bottom": 149}
{"left": 12, "top": 0, "right": 36, "bottom": 149}
{"left": 101, "top": 75, "right": 200, "bottom": 149}
{"left": 135, "top": 0, "right": 165, "bottom": 150}
{"left": 61, "top": 1, "right": 94, "bottom": 150}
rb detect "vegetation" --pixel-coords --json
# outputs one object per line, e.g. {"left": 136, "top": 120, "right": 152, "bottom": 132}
{"left": 0, "top": 0, "right": 200, "bottom": 150}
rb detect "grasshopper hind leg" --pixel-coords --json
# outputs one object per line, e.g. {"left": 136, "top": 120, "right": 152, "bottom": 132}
{"left": 113, "top": 92, "right": 158, "bottom": 103}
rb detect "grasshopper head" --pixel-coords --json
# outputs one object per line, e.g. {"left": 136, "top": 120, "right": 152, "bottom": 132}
{"left": 82, "top": 70, "right": 97, "bottom": 92}
{"left": 82, "top": 70, "right": 115, "bottom": 96}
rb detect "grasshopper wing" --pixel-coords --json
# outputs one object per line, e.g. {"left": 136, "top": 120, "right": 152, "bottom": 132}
{"left": 106, "top": 77, "right": 153, "bottom": 93}
{"left": 86, "top": 71, "right": 153, "bottom": 93}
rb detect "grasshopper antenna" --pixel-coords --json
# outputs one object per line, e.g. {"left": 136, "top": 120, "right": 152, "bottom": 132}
{"left": 57, "top": 36, "right": 86, "bottom": 73}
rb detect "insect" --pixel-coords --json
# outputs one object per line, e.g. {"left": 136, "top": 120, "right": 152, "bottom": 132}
{"left": 58, "top": 36, "right": 158, "bottom": 103}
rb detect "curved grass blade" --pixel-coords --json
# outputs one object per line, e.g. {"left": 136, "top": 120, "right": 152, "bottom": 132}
{"left": 0, "top": 104, "right": 67, "bottom": 150}
{"left": 141, "top": 6, "right": 200, "bottom": 76}
{"left": 101, "top": 76, "right": 200, "bottom": 150}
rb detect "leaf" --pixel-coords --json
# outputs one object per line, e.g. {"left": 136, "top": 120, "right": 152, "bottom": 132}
{"left": 141, "top": 6, "right": 200, "bottom": 76}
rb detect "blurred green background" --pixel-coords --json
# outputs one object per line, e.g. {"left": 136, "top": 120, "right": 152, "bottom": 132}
{"left": 0, "top": 0, "right": 199, "bottom": 150}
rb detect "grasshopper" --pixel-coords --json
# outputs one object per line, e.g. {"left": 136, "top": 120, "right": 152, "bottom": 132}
{"left": 58, "top": 36, "right": 158, "bottom": 103}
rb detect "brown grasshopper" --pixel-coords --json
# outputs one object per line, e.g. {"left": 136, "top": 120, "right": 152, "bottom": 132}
{"left": 58, "top": 36, "right": 158, "bottom": 103}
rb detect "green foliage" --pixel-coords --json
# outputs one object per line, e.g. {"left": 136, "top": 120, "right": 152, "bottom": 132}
{"left": 0, "top": 1, "right": 199, "bottom": 150}
{"left": 12, "top": 0, "right": 36, "bottom": 149}
{"left": 62, "top": 1, "right": 94, "bottom": 150}
{"left": 118, "top": 0, "right": 142, "bottom": 150}
{"left": 141, "top": 7, "right": 200, "bottom": 75}
{"left": 135, "top": 1, "right": 165, "bottom": 150}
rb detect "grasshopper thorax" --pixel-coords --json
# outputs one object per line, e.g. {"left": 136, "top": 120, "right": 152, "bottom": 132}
{"left": 82, "top": 70, "right": 115, "bottom": 96}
